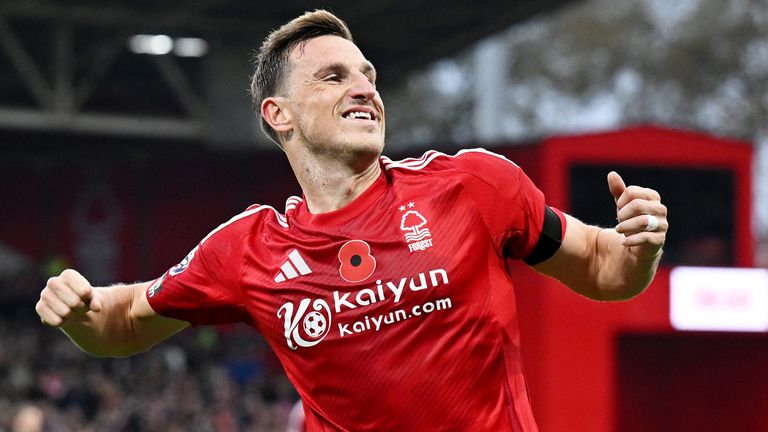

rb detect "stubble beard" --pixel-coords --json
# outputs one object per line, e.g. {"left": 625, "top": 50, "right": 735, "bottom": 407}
{"left": 295, "top": 117, "right": 385, "bottom": 164}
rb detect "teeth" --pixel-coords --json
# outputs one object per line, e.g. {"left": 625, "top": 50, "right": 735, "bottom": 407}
{"left": 345, "top": 111, "right": 372, "bottom": 120}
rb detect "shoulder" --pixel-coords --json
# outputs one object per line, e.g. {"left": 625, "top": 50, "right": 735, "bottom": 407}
{"left": 187, "top": 203, "right": 287, "bottom": 273}
{"left": 201, "top": 203, "right": 286, "bottom": 247}
{"left": 381, "top": 148, "right": 522, "bottom": 184}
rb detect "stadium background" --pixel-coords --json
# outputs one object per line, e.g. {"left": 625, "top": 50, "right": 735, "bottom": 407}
{"left": 1, "top": 0, "right": 766, "bottom": 431}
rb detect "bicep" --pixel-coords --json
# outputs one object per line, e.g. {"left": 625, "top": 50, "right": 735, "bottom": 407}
{"left": 130, "top": 282, "right": 189, "bottom": 350}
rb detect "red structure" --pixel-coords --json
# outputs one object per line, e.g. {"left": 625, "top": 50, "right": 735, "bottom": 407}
{"left": 497, "top": 126, "right": 758, "bottom": 431}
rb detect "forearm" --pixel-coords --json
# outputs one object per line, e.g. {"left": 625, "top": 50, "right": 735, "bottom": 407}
{"left": 60, "top": 283, "right": 151, "bottom": 357}
{"left": 533, "top": 173, "right": 666, "bottom": 301}
{"left": 534, "top": 218, "right": 662, "bottom": 302}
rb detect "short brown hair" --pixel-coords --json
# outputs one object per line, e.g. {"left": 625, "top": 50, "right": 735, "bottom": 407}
{"left": 250, "top": 10, "right": 354, "bottom": 146}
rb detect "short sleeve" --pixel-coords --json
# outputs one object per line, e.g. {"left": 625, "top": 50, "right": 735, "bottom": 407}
{"left": 146, "top": 230, "right": 248, "bottom": 326}
{"left": 452, "top": 149, "right": 550, "bottom": 260}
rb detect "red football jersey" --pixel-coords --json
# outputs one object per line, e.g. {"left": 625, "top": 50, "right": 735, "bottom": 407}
{"left": 147, "top": 149, "right": 564, "bottom": 431}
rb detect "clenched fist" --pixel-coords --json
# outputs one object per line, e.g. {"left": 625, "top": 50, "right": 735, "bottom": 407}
{"left": 36, "top": 269, "right": 102, "bottom": 327}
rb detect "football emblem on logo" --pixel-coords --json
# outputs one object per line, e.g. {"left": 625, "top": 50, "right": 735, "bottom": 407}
{"left": 303, "top": 311, "right": 327, "bottom": 338}
{"left": 278, "top": 298, "right": 332, "bottom": 350}
{"left": 338, "top": 240, "right": 376, "bottom": 283}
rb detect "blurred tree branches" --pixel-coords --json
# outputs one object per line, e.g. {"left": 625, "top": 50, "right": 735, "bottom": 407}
{"left": 386, "top": 0, "right": 767, "bottom": 147}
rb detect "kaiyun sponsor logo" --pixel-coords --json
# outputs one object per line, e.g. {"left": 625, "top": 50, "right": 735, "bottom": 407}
{"left": 277, "top": 268, "right": 450, "bottom": 350}
{"left": 337, "top": 297, "right": 454, "bottom": 337}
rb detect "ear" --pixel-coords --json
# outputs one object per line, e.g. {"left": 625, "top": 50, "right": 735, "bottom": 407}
{"left": 261, "top": 97, "right": 293, "bottom": 134}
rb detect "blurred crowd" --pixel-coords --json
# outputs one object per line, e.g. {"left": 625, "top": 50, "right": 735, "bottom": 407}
{"left": 0, "top": 309, "right": 297, "bottom": 432}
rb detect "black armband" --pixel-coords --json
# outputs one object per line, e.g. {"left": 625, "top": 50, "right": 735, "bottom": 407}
{"left": 523, "top": 205, "right": 563, "bottom": 266}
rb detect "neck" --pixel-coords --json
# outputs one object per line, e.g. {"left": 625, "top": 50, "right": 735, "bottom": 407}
{"left": 286, "top": 145, "right": 382, "bottom": 214}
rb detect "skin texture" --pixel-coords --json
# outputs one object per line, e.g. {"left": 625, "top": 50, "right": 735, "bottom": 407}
{"left": 261, "top": 36, "right": 386, "bottom": 214}
{"left": 36, "top": 35, "right": 667, "bottom": 357}
{"left": 36, "top": 271, "right": 185, "bottom": 357}
{"left": 533, "top": 171, "right": 667, "bottom": 301}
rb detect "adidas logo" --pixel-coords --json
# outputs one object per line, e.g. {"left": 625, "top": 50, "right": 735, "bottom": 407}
{"left": 274, "top": 249, "right": 312, "bottom": 283}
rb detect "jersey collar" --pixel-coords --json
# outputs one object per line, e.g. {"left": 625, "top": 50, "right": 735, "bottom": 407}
{"left": 295, "top": 160, "right": 388, "bottom": 227}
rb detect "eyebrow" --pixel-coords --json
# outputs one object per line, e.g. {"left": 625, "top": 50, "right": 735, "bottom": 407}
{"left": 314, "top": 61, "right": 377, "bottom": 80}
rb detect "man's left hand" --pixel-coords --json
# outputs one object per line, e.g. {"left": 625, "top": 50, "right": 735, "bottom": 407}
{"left": 607, "top": 171, "right": 668, "bottom": 259}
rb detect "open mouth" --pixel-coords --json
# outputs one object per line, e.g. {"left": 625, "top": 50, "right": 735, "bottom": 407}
{"left": 342, "top": 107, "right": 377, "bottom": 121}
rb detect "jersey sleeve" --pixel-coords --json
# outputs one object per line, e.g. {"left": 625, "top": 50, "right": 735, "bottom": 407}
{"left": 146, "top": 223, "right": 249, "bottom": 326}
{"left": 452, "top": 149, "right": 565, "bottom": 261}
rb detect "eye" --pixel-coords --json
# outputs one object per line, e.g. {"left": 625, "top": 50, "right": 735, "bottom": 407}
{"left": 323, "top": 74, "right": 342, "bottom": 82}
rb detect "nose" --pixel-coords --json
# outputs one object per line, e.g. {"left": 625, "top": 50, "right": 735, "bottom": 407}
{"left": 348, "top": 72, "right": 376, "bottom": 101}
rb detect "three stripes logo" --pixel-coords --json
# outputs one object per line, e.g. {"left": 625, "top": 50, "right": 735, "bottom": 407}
{"left": 274, "top": 249, "right": 312, "bottom": 283}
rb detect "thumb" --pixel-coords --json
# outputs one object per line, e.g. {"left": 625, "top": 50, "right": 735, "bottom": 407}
{"left": 86, "top": 289, "right": 103, "bottom": 312}
{"left": 607, "top": 171, "right": 626, "bottom": 205}
{"left": 64, "top": 269, "right": 101, "bottom": 312}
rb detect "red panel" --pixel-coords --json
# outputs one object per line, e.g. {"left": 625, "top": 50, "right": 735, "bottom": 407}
{"left": 617, "top": 333, "right": 768, "bottom": 432}
{"left": 511, "top": 126, "right": 754, "bottom": 432}
{"left": 542, "top": 125, "right": 753, "bottom": 266}
{"left": 514, "top": 263, "right": 672, "bottom": 432}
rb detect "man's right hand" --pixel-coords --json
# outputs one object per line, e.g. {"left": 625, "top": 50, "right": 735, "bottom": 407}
{"left": 36, "top": 269, "right": 103, "bottom": 327}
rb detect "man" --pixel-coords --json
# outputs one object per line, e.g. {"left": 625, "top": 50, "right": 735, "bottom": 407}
{"left": 36, "top": 10, "right": 668, "bottom": 431}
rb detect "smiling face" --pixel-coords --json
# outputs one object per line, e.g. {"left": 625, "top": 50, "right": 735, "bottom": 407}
{"left": 277, "top": 35, "right": 386, "bottom": 158}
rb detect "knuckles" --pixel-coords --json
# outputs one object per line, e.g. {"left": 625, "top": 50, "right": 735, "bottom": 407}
{"left": 658, "top": 203, "right": 668, "bottom": 216}
{"left": 40, "top": 288, "right": 55, "bottom": 303}
{"left": 64, "top": 297, "right": 84, "bottom": 309}
{"left": 620, "top": 186, "right": 662, "bottom": 205}
{"left": 619, "top": 198, "right": 667, "bottom": 220}
{"left": 45, "top": 269, "right": 90, "bottom": 297}
{"left": 37, "top": 290, "right": 75, "bottom": 321}
{"left": 60, "top": 268, "right": 80, "bottom": 281}
{"left": 618, "top": 200, "right": 648, "bottom": 219}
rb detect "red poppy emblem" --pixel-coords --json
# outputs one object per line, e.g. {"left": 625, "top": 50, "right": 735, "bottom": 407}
{"left": 338, "top": 240, "right": 376, "bottom": 283}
